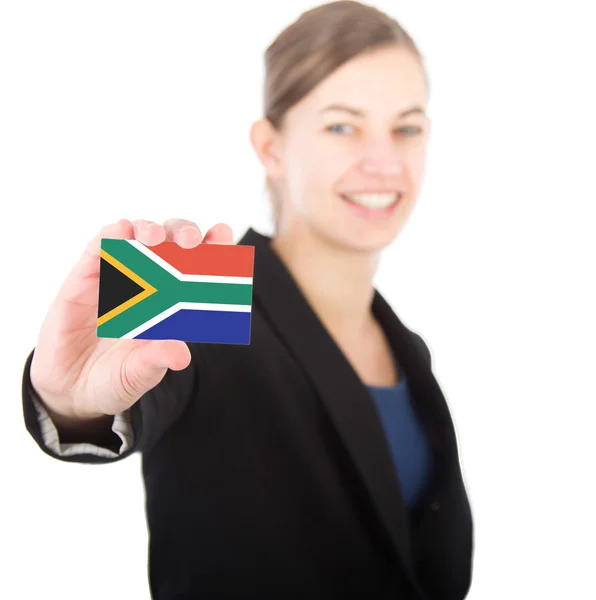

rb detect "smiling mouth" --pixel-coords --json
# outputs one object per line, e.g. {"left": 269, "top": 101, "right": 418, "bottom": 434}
{"left": 340, "top": 192, "right": 403, "bottom": 212}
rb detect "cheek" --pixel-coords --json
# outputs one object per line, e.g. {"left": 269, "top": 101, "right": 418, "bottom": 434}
{"left": 409, "top": 143, "right": 427, "bottom": 178}
{"left": 307, "top": 145, "right": 354, "bottom": 192}
{"left": 291, "top": 151, "right": 349, "bottom": 207}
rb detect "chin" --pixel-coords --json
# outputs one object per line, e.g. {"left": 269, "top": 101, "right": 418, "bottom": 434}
{"left": 321, "top": 224, "right": 399, "bottom": 254}
{"left": 350, "top": 232, "right": 397, "bottom": 253}
{"left": 327, "top": 191, "right": 411, "bottom": 252}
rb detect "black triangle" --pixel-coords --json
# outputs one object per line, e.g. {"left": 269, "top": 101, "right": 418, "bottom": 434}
{"left": 98, "top": 257, "right": 146, "bottom": 319}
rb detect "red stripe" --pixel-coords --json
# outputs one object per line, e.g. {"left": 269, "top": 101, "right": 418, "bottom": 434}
{"left": 146, "top": 242, "right": 254, "bottom": 277}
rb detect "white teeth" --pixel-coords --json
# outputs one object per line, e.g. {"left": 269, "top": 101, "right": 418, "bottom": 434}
{"left": 343, "top": 192, "right": 400, "bottom": 209}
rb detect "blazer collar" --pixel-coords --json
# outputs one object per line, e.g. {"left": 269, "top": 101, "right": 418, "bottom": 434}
{"left": 238, "top": 227, "right": 451, "bottom": 597}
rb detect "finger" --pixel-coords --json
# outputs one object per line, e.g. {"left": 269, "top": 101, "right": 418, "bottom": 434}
{"left": 139, "top": 339, "right": 192, "bottom": 372}
{"left": 118, "top": 340, "right": 192, "bottom": 404}
{"left": 71, "top": 218, "right": 134, "bottom": 281}
{"left": 132, "top": 219, "right": 166, "bottom": 246}
{"left": 88, "top": 218, "right": 134, "bottom": 258}
{"left": 202, "top": 223, "right": 234, "bottom": 244}
{"left": 162, "top": 218, "right": 203, "bottom": 248}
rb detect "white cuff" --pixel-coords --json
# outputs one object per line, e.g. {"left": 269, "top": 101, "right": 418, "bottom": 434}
{"left": 31, "top": 393, "right": 134, "bottom": 458}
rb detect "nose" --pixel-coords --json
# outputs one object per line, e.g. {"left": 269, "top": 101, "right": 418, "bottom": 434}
{"left": 360, "top": 137, "right": 404, "bottom": 178}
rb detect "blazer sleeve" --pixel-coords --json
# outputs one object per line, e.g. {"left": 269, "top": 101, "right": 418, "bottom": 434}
{"left": 21, "top": 345, "right": 199, "bottom": 464}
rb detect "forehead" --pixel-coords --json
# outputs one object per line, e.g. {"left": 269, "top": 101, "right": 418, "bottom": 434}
{"left": 294, "top": 45, "right": 427, "bottom": 117}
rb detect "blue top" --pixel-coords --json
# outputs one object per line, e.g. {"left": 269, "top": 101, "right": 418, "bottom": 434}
{"left": 366, "top": 358, "right": 433, "bottom": 509}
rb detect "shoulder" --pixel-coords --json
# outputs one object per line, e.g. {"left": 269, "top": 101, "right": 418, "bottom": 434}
{"left": 410, "top": 330, "right": 433, "bottom": 367}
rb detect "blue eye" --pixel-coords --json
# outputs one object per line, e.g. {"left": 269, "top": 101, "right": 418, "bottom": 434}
{"left": 327, "top": 124, "right": 423, "bottom": 135}
{"left": 397, "top": 126, "right": 423, "bottom": 135}
{"left": 327, "top": 123, "right": 353, "bottom": 134}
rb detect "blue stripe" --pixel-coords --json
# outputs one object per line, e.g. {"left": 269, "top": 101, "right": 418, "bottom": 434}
{"left": 133, "top": 309, "right": 251, "bottom": 344}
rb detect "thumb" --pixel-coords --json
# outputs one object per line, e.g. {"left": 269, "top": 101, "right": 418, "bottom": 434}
{"left": 119, "top": 339, "right": 191, "bottom": 403}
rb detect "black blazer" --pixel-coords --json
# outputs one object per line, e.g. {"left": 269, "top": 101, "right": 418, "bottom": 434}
{"left": 22, "top": 227, "right": 474, "bottom": 600}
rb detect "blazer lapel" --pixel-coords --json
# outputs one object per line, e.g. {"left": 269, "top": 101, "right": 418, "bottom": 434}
{"left": 238, "top": 227, "right": 446, "bottom": 596}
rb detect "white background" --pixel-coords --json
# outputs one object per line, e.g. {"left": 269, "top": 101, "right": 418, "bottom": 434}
{"left": 1, "top": 1, "right": 595, "bottom": 598}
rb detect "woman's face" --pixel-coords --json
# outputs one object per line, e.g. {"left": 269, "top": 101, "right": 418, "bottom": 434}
{"left": 258, "top": 44, "right": 430, "bottom": 253}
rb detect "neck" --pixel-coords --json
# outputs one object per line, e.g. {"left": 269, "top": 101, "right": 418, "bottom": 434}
{"left": 270, "top": 223, "right": 380, "bottom": 336}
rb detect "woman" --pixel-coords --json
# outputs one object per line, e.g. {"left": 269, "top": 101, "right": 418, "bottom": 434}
{"left": 22, "top": 2, "right": 474, "bottom": 599}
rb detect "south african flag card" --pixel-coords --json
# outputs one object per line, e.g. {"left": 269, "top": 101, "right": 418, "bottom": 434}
{"left": 96, "top": 238, "right": 255, "bottom": 344}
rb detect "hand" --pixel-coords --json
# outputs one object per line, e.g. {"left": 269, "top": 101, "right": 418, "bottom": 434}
{"left": 30, "top": 218, "right": 233, "bottom": 421}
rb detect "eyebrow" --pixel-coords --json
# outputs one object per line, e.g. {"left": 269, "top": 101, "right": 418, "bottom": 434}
{"left": 319, "top": 103, "right": 426, "bottom": 119}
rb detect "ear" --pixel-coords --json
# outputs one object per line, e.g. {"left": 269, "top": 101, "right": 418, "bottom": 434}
{"left": 249, "top": 118, "right": 284, "bottom": 179}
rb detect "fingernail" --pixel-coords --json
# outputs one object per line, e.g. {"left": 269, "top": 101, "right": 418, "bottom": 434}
{"left": 180, "top": 226, "right": 199, "bottom": 237}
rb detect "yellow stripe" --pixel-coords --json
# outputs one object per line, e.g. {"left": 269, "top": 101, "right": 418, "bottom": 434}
{"left": 97, "top": 249, "right": 157, "bottom": 327}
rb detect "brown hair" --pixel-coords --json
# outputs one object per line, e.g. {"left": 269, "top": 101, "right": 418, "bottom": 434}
{"left": 262, "top": 0, "right": 429, "bottom": 231}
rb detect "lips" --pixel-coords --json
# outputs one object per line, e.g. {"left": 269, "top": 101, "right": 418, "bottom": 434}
{"left": 339, "top": 192, "right": 402, "bottom": 219}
